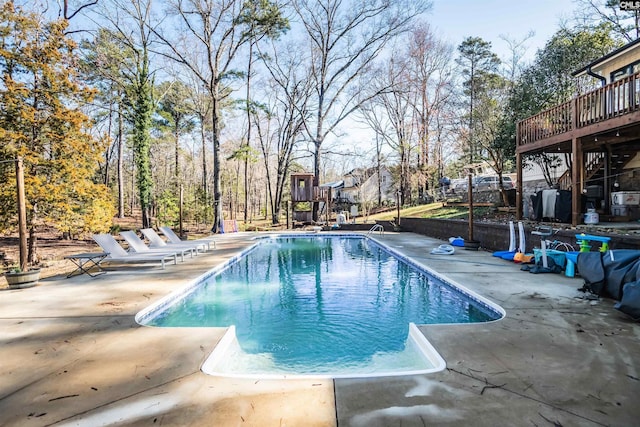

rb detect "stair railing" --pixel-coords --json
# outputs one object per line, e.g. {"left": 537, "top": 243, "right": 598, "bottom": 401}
{"left": 366, "top": 224, "right": 384, "bottom": 236}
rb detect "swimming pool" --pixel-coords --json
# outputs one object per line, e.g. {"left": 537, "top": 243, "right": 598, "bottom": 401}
{"left": 137, "top": 234, "right": 504, "bottom": 378}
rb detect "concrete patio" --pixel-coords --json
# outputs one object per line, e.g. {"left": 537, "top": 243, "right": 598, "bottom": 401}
{"left": 1, "top": 231, "right": 638, "bottom": 426}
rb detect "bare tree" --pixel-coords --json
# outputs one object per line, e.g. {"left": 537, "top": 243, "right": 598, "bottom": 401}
{"left": 575, "top": 0, "right": 640, "bottom": 42}
{"left": 153, "top": 0, "right": 286, "bottom": 232}
{"left": 187, "top": 78, "right": 213, "bottom": 210}
{"left": 405, "top": 21, "right": 454, "bottom": 199}
{"left": 292, "top": 0, "right": 431, "bottom": 220}
{"left": 29, "top": 0, "right": 100, "bottom": 31}
{"left": 499, "top": 31, "right": 534, "bottom": 83}
{"left": 153, "top": 0, "right": 242, "bottom": 232}
{"left": 256, "top": 39, "right": 313, "bottom": 224}
{"left": 360, "top": 57, "right": 415, "bottom": 205}
{"left": 88, "top": 0, "right": 158, "bottom": 228}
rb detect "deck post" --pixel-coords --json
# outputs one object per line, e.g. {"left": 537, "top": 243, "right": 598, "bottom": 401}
{"left": 467, "top": 174, "right": 474, "bottom": 242}
{"left": 571, "top": 137, "right": 582, "bottom": 226}
{"left": 604, "top": 145, "right": 612, "bottom": 213}
{"left": 516, "top": 152, "right": 523, "bottom": 220}
{"left": 515, "top": 120, "right": 523, "bottom": 220}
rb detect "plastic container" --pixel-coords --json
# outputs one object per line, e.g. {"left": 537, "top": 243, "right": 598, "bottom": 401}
{"left": 584, "top": 211, "right": 599, "bottom": 224}
{"left": 611, "top": 191, "right": 640, "bottom": 206}
{"left": 611, "top": 205, "right": 630, "bottom": 216}
{"left": 564, "top": 252, "right": 580, "bottom": 278}
{"left": 533, "top": 248, "right": 567, "bottom": 268}
{"left": 565, "top": 260, "right": 575, "bottom": 277}
{"left": 611, "top": 204, "right": 640, "bottom": 219}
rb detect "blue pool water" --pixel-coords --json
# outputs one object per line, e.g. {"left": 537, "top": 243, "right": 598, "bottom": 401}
{"left": 139, "top": 235, "right": 503, "bottom": 377}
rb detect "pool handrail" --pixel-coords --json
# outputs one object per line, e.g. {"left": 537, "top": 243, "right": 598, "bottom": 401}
{"left": 367, "top": 224, "right": 384, "bottom": 236}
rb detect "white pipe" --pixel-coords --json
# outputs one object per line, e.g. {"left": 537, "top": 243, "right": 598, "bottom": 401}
{"left": 518, "top": 222, "right": 526, "bottom": 253}
{"left": 508, "top": 221, "right": 516, "bottom": 252}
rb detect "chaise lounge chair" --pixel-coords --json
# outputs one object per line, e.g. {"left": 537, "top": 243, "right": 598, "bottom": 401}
{"left": 140, "top": 228, "right": 206, "bottom": 254}
{"left": 159, "top": 226, "right": 214, "bottom": 251}
{"left": 92, "top": 233, "right": 178, "bottom": 269}
{"left": 120, "top": 231, "right": 195, "bottom": 262}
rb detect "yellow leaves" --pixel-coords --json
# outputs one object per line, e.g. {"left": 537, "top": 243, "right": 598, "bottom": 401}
{"left": 82, "top": 190, "right": 116, "bottom": 234}
{"left": 0, "top": 3, "right": 116, "bottom": 238}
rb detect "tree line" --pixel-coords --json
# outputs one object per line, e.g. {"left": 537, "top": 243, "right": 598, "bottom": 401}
{"left": 0, "top": 0, "right": 637, "bottom": 263}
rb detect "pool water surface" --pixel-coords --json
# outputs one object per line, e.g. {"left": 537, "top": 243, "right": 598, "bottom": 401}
{"left": 138, "top": 235, "right": 503, "bottom": 378}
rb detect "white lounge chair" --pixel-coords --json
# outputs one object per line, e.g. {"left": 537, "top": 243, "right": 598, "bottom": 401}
{"left": 140, "top": 228, "right": 205, "bottom": 254}
{"left": 92, "top": 234, "right": 178, "bottom": 269}
{"left": 159, "top": 226, "right": 214, "bottom": 251}
{"left": 120, "top": 231, "right": 195, "bottom": 262}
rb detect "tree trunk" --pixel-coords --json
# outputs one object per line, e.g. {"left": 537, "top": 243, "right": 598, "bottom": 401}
{"left": 200, "top": 113, "right": 208, "bottom": 223}
{"left": 244, "top": 41, "right": 253, "bottom": 224}
{"left": 127, "top": 44, "right": 154, "bottom": 230}
{"left": 27, "top": 225, "right": 38, "bottom": 265}
{"left": 104, "top": 102, "right": 113, "bottom": 186}
{"left": 174, "top": 119, "right": 180, "bottom": 179}
{"left": 211, "top": 87, "right": 222, "bottom": 233}
{"left": 233, "top": 159, "right": 240, "bottom": 220}
{"left": 312, "top": 139, "right": 322, "bottom": 221}
{"left": 117, "top": 101, "right": 125, "bottom": 218}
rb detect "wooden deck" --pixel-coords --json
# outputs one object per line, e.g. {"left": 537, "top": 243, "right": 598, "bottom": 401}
{"left": 515, "top": 72, "right": 640, "bottom": 226}
{"left": 517, "top": 71, "right": 640, "bottom": 154}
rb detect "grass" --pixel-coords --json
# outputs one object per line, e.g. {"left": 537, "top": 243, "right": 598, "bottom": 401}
{"left": 199, "top": 202, "right": 499, "bottom": 233}
{"left": 368, "top": 203, "right": 494, "bottom": 221}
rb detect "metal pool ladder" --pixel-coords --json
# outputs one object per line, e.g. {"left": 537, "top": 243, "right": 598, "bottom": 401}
{"left": 367, "top": 224, "right": 384, "bottom": 236}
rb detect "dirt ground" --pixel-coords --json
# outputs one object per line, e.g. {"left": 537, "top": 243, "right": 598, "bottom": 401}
{"left": 0, "top": 218, "right": 215, "bottom": 288}
{"left": 0, "top": 233, "right": 96, "bottom": 289}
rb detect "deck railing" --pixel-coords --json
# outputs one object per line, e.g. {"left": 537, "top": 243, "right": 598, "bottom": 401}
{"left": 518, "top": 71, "right": 640, "bottom": 147}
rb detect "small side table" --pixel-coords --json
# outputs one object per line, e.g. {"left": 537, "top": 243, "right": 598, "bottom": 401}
{"left": 64, "top": 252, "right": 108, "bottom": 278}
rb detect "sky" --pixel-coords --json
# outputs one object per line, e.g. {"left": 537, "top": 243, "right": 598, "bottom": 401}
{"left": 335, "top": 0, "right": 582, "bottom": 173}
{"left": 429, "top": 0, "right": 579, "bottom": 63}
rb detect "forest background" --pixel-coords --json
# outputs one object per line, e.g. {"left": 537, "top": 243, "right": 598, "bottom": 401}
{"left": 1, "top": 0, "right": 639, "bottom": 266}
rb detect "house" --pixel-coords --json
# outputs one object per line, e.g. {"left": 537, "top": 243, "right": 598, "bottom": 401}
{"left": 334, "top": 166, "right": 395, "bottom": 206}
{"left": 289, "top": 167, "right": 396, "bottom": 225}
{"left": 516, "top": 38, "right": 640, "bottom": 225}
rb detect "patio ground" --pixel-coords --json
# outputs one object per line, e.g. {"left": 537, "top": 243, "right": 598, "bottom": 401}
{"left": 0, "top": 231, "right": 638, "bottom": 426}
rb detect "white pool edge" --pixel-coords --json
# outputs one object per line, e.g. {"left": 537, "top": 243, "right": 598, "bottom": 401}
{"left": 200, "top": 323, "right": 446, "bottom": 380}
{"left": 367, "top": 234, "right": 507, "bottom": 323}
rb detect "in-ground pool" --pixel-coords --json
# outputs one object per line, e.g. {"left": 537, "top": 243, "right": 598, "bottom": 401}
{"left": 137, "top": 234, "right": 504, "bottom": 378}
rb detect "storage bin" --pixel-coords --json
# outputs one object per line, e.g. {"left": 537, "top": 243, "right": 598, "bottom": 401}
{"left": 533, "top": 248, "right": 567, "bottom": 268}
{"left": 611, "top": 191, "right": 640, "bottom": 206}
{"left": 611, "top": 204, "right": 640, "bottom": 219}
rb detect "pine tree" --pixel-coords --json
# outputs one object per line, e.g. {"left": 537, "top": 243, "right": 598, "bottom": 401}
{"left": 0, "top": 2, "right": 113, "bottom": 264}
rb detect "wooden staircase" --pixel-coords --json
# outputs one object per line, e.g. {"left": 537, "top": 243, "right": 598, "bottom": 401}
{"left": 557, "top": 150, "right": 636, "bottom": 190}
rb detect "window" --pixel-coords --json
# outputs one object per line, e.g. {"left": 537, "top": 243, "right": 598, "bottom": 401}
{"left": 611, "top": 59, "right": 640, "bottom": 82}
{"left": 610, "top": 60, "right": 640, "bottom": 112}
